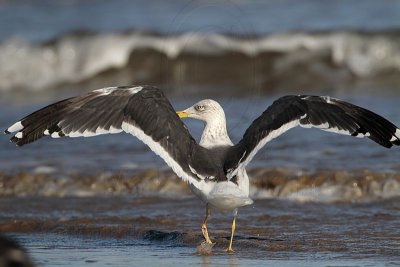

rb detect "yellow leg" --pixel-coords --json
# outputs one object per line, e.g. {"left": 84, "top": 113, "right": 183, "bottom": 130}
{"left": 226, "top": 217, "right": 236, "bottom": 253}
{"left": 201, "top": 204, "right": 212, "bottom": 244}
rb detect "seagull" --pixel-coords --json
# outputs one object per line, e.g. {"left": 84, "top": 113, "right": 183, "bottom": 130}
{"left": 4, "top": 85, "right": 400, "bottom": 252}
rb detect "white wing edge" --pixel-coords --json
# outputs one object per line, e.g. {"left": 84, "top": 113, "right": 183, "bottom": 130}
{"left": 121, "top": 121, "right": 201, "bottom": 188}
{"left": 229, "top": 116, "right": 400, "bottom": 178}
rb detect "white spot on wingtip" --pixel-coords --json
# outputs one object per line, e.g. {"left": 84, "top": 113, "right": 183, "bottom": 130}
{"left": 390, "top": 129, "right": 400, "bottom": 142}
{"left": 7, "top": 121, "right": 23, "bottom": 133}
{"left": 51, "top": 132, "right": 61, "bottom": 138}
{"left": 15, "top": 132, "right": 23, "bottom": 138}
{"left": 44, "top": 129, "right": 50, "bottom": 135}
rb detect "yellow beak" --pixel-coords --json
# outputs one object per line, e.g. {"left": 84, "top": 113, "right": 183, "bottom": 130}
{"left": 176, "top": 111, "right": 188, "bottom": 118}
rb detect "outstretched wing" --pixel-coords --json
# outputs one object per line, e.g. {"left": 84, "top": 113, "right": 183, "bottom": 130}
{"left": 224, "top": 95, "right": 400, "bottom": 177}
{"left": 4, "top": 86, "right": 222, "bottom": 186}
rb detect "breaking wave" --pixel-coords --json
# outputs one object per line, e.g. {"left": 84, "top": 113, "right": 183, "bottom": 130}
{"left": 1, "top": 30, "right": 400, "bottom": 94}
{"left": 1, "top": 168, "right": 399, "bottom": 203}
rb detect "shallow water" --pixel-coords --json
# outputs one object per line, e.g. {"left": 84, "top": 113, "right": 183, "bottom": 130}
{"left": 9, "top": 233, "right": 400, "bottom": 267}
{"left": 2, "top": 196, "right": 400, "bottom": 266}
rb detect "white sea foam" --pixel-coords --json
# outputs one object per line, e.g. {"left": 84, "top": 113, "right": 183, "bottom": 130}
{"left": 0, "top": 30, "right": 400, "bottom": 91}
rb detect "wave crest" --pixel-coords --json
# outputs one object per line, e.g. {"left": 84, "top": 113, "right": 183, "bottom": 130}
{"left": 1, "top": 168, "right": 399, "bottom": 203}
{"left": 1, "top": 30, "right": 400, "bottom": 93}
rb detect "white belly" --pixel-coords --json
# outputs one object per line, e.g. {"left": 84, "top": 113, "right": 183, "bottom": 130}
{"left": 189, "top": 180, "right": 253, "bottom": 211}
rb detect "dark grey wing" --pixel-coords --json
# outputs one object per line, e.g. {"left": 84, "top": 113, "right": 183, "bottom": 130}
{"left": 224, "top": 95, "right": 400, "bottom": 177}
{"left": 4, "top": 86, "right": 222, "bottom": 186}
{"left": 4, "top": 86, "right": 135, "bottom": 144}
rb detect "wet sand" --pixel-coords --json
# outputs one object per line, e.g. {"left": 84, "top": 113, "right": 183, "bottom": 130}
{"left": 2, "top": 196, "right": 399, "bottom": 266}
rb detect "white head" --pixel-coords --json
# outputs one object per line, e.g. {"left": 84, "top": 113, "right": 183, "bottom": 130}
{"left": 176, "top": 99, "right": 233, "bottom": 147}
{"left": 176, "top": 99, "right": 226, "bottom": 123}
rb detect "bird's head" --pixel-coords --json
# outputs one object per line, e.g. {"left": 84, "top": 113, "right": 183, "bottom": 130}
{"left": 176, "top": 99, "right": 225, "bottom": 123}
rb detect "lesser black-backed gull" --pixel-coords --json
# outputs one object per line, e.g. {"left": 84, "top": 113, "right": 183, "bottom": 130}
{"left": 4, "top": 85, "right": 400, "bottom": 252}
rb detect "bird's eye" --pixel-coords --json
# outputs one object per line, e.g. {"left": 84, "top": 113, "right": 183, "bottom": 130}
{"left": 195, "top": 105, "right": 205, "bottom": 111}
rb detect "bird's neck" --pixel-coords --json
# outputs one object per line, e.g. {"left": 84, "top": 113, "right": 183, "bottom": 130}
{"left": 200, "top": 116, "right": 233, "bottom": 148}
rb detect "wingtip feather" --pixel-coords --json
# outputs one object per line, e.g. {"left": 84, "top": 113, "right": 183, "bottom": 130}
{"left": 10, "top": 136, "right": 19, "bottom": 144}
{"left": 390, "top": 128, "right": 400, "bottom": 146}
{"left": 5, "top": 121, "right": 23, "bottom": 134}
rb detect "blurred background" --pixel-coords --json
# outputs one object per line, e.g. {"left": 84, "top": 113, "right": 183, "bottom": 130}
{"left": 0, "top": 1, "right": 400, "bottom": 266}
{"left": 1, "top": 0, "right": 400, "bottom": 99}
